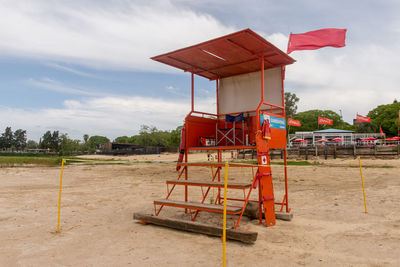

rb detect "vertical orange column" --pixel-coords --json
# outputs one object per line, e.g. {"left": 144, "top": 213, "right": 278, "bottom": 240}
{"left": 256, "top": 56, "right": 276, "bottom": 227}
{"left": 281, "top": 66, "right": 289, "bottom": 213}
{"left": 191, "top": 72, "right": 194, "bottom": 111}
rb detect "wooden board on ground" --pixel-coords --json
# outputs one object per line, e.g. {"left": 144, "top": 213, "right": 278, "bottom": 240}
{"left": 133, "top": 212, "right": 258, "bottom": 244}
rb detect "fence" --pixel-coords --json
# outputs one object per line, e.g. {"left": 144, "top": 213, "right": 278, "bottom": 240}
{"left": 238, "top": 145, "right": 400, "bottom": 160}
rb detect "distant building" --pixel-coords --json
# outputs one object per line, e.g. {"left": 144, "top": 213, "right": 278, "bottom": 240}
{"left": 289, "top": 128, "right": 381, "bottom": 146}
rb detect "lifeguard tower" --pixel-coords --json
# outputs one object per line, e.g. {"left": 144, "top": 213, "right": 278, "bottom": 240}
{"left": 137, "top": 29, "right": 295, "bottom": 234}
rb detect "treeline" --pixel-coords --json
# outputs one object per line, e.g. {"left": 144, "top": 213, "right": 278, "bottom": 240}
{"left": 286, "top": 93, "right": 400, "bottom": 136}
{"left": 0, "top": 125, "right": 182, "bottom": 155}
{"left": 113, "top": 125, "right": 182, "bottom": 147}
{"left": 0, "top": 127, "right": 111, "bottom": 155}
{"left": 0, "top": 127, "right": 27, "bottom": 151}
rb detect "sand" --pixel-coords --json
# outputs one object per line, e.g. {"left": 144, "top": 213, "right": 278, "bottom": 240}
{"left": 1, "top": 153, "right": 400, "bottom": 266}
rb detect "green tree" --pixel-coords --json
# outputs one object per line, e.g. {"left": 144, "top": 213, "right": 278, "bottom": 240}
{"left": 354, "top": 121, "right": 378, "bottom": 133}
{"left": 1, "top": 127, "right": 14, "bottom": 150}
{"left": 285, "top": 92, "right": 300, "bottom": 118}
{"left": 168, "top": 125, "right": 183, "bottom": 147}
{"left": 114, "top": 136, "right": 130, "bottom": 143}
{"left": 13, "top": 129, "right": 27, "bottom": 150}
{"left": 59, "top": 134, "right": 81, "bottom": 156}
{"left": 39, "top": 130, "right": 60, "bottom": 151}
{"left": 27, "top": 140, "right": 38, "bottom": 149}
{"left": 88, "top": 135, "right": 110, "bottom": 150}
{"left": 290, "top": 109, "right": 350, "bottom": 133}
{"left": 83, "top": 134, "right": 89, "bottom": 144}
{"left": 367, "top": 100, "right": 400, "bottom": 136}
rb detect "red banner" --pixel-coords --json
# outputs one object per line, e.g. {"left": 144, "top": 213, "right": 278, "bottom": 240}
{"left": 318, "top": 116, "right": 333, "bottom": 125}
{"left": 288, "top": 118, "right": 301, "bottom": 127}
{"left": 356, "top": 114, "right": 371, "bottom": 123}
{"left": 287, "top": 28, "right": 347, "bottom": 54}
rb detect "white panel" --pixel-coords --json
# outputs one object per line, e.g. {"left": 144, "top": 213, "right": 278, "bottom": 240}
{"left": 218, "top": 67, "right": 282, "bottom": 114}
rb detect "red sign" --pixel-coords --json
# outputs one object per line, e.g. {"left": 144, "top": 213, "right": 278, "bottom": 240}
{"left": 356, "top": 114, "right": 371, "bottom": 123}
{"left": 288, "top": 118, "right": 301, "bottom": 127}
{"left": 318, "top": 116, "right": 333, "bottom": 125}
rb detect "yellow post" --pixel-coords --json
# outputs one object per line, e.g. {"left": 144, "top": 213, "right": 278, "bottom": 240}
{"left": 357, "top": 156, "right": 368, "bottom": 214}
{"left": 212, "top": 156, "right": 215, "bottom": 201}
{"left": 57, "top": 159, "right": 65, "bottom": 233}
{"left": 223, "top": 161, "right": 228, "bottom": 267}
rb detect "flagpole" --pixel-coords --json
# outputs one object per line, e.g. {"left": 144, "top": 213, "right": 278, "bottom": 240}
{"left": 286, "top": 32, "right": 292, "bottom": 54}
{"left": 355, "top": 113, "right": 357, "bottom": 133}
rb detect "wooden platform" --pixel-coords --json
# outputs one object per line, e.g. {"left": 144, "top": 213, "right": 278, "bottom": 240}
{"left": 166, "top": 179, "right": 252, "bottom": 189}
{"left": 154, "top": 199, "right": 242, "bottom": 214}
{"left": 134, "top": 212, "right": 258, "bottom": 244}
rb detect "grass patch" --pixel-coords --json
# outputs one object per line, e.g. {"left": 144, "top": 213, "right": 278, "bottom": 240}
{"left": 0, "top": 152, "right": 59, "bottom": 158}
{"left": 0, "top": 156, "right": 62, "bottom": 167}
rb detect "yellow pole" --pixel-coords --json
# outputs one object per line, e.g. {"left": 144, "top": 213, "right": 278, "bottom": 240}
{"left": 212, "top": 156, "right": 215, "bottom": 201}
{"left": 357, "top": 156, "right": 368, "bottom": 214}
{"left": 57, "top": 159, "right": 65, "bottom": 233}
{"left": 223, "top": 161, "right": 228, "bottom": 267}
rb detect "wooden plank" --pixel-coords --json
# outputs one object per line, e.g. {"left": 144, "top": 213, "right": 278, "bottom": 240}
{"left": 154, "top": 199, "right": 242, "bottom": 213}
{"left": 133, "top": 213, "right": 258, "bottom": 244}
{"left": 176, "top": 162, "right": 258, "bottom": 167}
{"left": 166, "top": 179, "right": 251, "bottom": 189}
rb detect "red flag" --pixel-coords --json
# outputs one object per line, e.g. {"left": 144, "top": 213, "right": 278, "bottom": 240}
{"left": 318, "top": 116, "right": 333, "bottom": 125}
{"left": 380, "top": 126, "right": 385, "bottom": 137}
{"left": 287, "top": 28, "right": 347, "bottom": 54}
{"left": 288, "top": 118, "right": 301, "bottom": 127}
{"left": 356, "top": 114, "right": 371, "bottom": 123}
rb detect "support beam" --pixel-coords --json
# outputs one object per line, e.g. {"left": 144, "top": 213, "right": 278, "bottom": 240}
{"left": 133, "top": 213, "right": 258, "bottom": 244}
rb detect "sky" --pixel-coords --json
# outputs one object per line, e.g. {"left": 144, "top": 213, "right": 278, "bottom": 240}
{"left": 1, "top": 0, "right": 399, "bottom": 141}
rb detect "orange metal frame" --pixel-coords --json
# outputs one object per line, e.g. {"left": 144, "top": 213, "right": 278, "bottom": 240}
{"left": 152, "top": 29, "right": 294, "bottom": 228}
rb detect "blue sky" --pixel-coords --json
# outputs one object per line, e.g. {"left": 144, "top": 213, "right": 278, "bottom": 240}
{"left": 1, "top": 0, "right": 399, "bottom": 141}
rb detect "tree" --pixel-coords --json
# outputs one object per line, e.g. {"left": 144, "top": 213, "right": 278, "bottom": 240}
{"left": 1, "top": 127, "right": 14, "bottom": 150}
{"left": 13, "top": 129, "right": 27, "bottom": 150}
{"left": 39, "top": 130, "right": 60, "bottom": 151}
{"left": 285, "top": 92, "right": 300, "bottom": 118}
{"left": 88, "top": 135, "right": 110, "bottom": 150}
{"left": 367, "top": 100, "right": 400, "bottom": 136}
{"left": 59, "top": 134, "right": 81, "bottom": 156}
{"left": 83, "top": 134, "right": 89, "bottom": 144}
{"left": 290, "top": 109, "right": 350, "bottom": 133}
{"left": 354, "top": 121, "right": 378, "bottom": 133}
{"left": 114, "top": 136, "right": 130, "bottom": 143}
{"left": 27, "top": 140, "right": 38, "bottom": 149}
{"left": 168, "top": 126, "right": 183, "bottom": 147}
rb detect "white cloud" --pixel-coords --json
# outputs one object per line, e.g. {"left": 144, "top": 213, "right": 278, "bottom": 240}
{"left": 0, "top": 0, "right": 235, "bottom": 71}
{"left": 44, "top": 63, "right": 99, "bottom": 78}
{"left": 1, "top": 0, "right": 399, "bottom": 133}
{"left": 27, "top": 77, "right": 108, "bottom": 96}
{"left": 0, "top": 95, "right": 216, "bottom": 141}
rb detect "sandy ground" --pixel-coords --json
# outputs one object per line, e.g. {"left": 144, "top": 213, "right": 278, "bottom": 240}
{"left": 1, "top": 153, "right": 400, "bottom": 266}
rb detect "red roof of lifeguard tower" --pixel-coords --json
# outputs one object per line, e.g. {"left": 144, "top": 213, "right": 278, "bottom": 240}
{"left": 152, "top": 28, "right": 295, "bottom": 80}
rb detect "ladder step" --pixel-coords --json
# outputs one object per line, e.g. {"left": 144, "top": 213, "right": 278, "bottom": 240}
{"left": 166, "top": 179, "right": 251, "bottom": 189}
{"left": 176, "top": 162, "right": 258, "bottom": 167}
{"left": 154, "top": 199, "right": 242, "bottom": 214}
